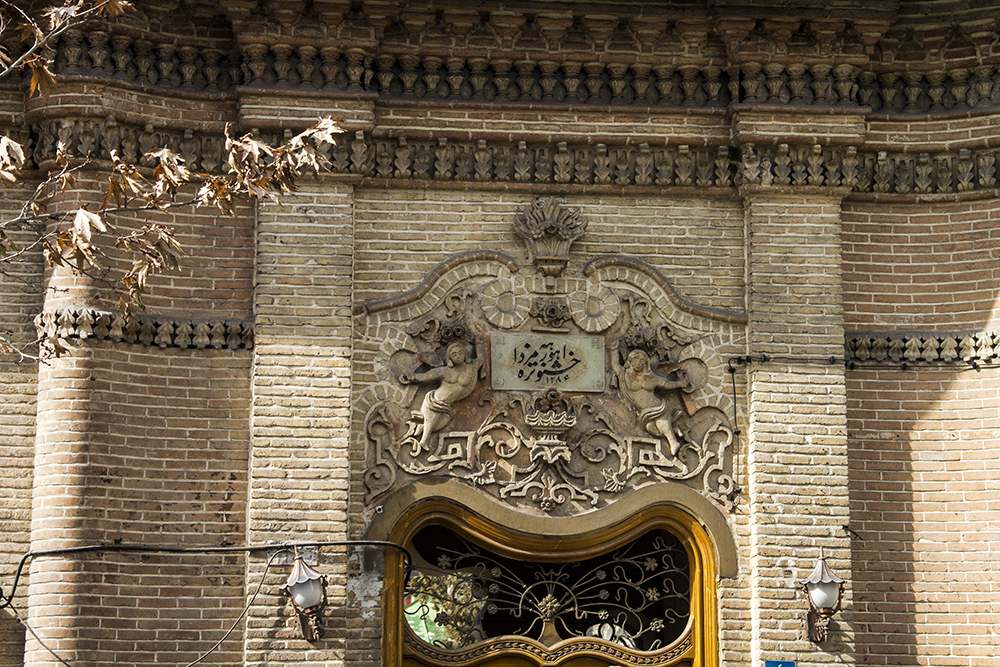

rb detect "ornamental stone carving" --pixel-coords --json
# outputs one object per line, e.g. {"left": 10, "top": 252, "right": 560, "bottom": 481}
{"left": 358, "top": 210, "right": 744, "bottom": 516}
{"left": 24, "top": 119, "right": 1000, "bottom": 195}
{"left": 512, "top": 198, "right": 587, "bottom": 277}
{"left": 35, "top": 308, "right": 253, "bottom": 350}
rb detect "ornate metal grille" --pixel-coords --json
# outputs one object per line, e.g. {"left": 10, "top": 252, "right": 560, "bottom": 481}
{"left": 404, "top": 524, "right": 690, "bottom": 652}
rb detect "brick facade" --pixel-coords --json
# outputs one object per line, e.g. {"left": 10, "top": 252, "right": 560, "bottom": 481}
{"left": 2, "top": 1, "right": 999, "bottom": 667}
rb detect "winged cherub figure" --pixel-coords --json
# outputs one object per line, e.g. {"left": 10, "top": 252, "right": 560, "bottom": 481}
{"left": 400, "top": 339, "right": 485, "bottom": 451}
{"left": 612, "top": 348, "right": 706, "bottom": 457}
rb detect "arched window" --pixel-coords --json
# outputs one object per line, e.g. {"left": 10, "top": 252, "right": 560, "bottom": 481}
{"left": 405, "top": 523, "right": 691, "bottom": 651}
{"left": 375, "top": 484, "right": 733, "bottom": 667}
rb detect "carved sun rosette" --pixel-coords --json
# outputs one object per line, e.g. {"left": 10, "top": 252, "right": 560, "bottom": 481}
{"left": 359, "top": 201, "right": 744, "bottom": 516}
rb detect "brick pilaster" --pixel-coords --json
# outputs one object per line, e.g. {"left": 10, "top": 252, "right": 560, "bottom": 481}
{"left": 742, "top": 189, "right": 854, "bottom": 667}
{"left": 244, "top": 186, "right": 355, "bottom": 666}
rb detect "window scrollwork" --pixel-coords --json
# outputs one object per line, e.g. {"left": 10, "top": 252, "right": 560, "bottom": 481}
{"left": 403, "top": 524, "right": 694, "bottom": 665}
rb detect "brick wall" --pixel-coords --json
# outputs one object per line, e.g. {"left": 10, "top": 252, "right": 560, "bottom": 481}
{"left": 39, "top": 174, "right": 254, "bottom": 321}
{"left": 245, "top": 187, "right": 355, "bottom": 667}
{"left": 4, "top": 4, "right": 1000, "bottom": 667}
{"left": 843, "top": 197, "right": 1000, "bottom": 331}
{"left": 27, "top": 342, "right": 251, "bottom": 667}
{"left": 744, "top": 193, "right": 853, "bottom": 666}
{"left": 848, "top": 367, "right": 1000, "bottom": 666}
{"left": 0, "top": 184, "right": 43, "bottom": 667}
{"left": 353, "top": 190, "right": 745, "bottom": 311}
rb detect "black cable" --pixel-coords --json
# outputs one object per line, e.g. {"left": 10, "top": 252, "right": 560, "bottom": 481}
{"left": 846, "top": 359, "right": 996, "bottom": 371}
{"left": 182, "top": 547, "right": 283, "bottom": 667}
{"left": 10, "top": 605, "right": 74, "bottom": 667}
{"left": 1, "top": 541, "right": 411, "bottom": 667}
{"left": 728, "top": 361, "right": 742, "bottom": 506}
{"left": 728, "top": 354, "right": 846, "bottom": 367}
{"left": 6, "top": 547, "right": 287, "bottom": 667}
{"left": 1, "top": 540, "right": 411, "bottom": 610}
{"left": 728, "top": 351, "right": 1000, "bottom": 372}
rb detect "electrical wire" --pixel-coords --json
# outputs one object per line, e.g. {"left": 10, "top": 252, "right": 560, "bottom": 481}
{"left": 9, "top": 605, "right": 73, "bottom": 667}
{"left": 726, "top": 351, "right": 998, "bottom": 372}
{"left": 6, "top": 547, "right": 284, "bottom": 667}
{"left": 727, "top": 360, "right": 742, "bottom": 506}
{"left": 1, "top": 540, "right": 411, "bottom": 610}
{"left": 182, "top": 547, "right": 282, "bottom": 667}
{"left": 728, "top": 353, "right": 846, "bottom": 367}
{"left": 0, "top": 540, "right": 412, "bottom": 667}
{"left": 846, "top": 359, "right": 998, "bottom": 371}
{"left": 7, "top": 547, "right": 283, "bottom": 667}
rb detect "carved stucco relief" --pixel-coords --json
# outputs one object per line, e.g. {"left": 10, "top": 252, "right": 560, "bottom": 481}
{"left": 356, "top": 199, "right": 745, "bottom": 516}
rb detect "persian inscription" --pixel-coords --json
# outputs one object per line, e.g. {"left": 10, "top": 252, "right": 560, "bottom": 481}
{"left": 492, "top": 332, "right": 604, "bottom": 392}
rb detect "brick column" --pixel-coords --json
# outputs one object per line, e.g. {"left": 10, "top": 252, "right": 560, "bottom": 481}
{"left": 244, "top": 186, "right": 355, "bottom": 666}
{"left": 742, "top": 188, "right": 854, "bottom": 667}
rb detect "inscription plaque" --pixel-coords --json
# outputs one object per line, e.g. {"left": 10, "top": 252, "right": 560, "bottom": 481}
{"left": 491, "top": 332, "right": 605, "bottom": 392}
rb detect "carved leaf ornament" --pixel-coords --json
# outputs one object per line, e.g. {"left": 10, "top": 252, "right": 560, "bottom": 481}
{"left": 512, "top": 198, "right": 587, "bottom": 276}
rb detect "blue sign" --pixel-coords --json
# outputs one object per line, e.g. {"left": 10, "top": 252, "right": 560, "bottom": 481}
{"left": 765, "top": 662, "right": 795, "bottom": 667}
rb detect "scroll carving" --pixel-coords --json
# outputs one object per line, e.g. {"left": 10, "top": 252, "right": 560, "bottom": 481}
{"left": 360, "top": 237, "right": 741, "bottom": 514}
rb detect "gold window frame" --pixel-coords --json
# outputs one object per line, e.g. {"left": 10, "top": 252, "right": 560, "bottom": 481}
{"left": 371, "top": 482, "right": 736, "bottom": 667}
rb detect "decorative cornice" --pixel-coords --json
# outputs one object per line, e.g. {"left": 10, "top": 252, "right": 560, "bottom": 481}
{"left": 22, "top": 119, "right": 1000, "bottom": 196}
{"left": 846, "top": 329, "right": 1000, "bottom": 365}
{"left": 23, "top": 121, "right": 742, "bottom": 189}
{"left": 35, "top": 308, "right": 254, "bottom": 350}
{"left": 22, "top": 27, "right": 1000, "bottom": 114}
{"left": 738, "top": 144, "right": 1000, "bottom": 194}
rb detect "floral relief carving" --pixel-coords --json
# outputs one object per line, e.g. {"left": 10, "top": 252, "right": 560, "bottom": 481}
{"left": 25, "top": 119, "right": 998, "bottom": 195}
{"left": 480, "top": 276, "right": 531, "bottom": 329}
{"left": 847, "top": 329, "right": 1000, "bottom": 364}
{"left": 361, "top": 229, "right": 740, "bottom": 514}
{"left": 568, "top": 283, "right": 620, "bottom": 332}
{"left": 35, "top": 308, "right": 253, "bottom": 350}
{"left": 529, "top": 298, "right": 573, "bottom": 329}
{"left": 512, "top": 198, "right": 587, "bottom": 276}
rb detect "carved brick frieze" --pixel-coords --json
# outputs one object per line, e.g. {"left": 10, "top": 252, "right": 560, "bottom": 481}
{"left": 358, "top": 202, "right": 743, "bottom": 515}
{"left": 35, "top": 307, "right": 254, "bottom": 350}
{"left": 43, "top": 28, "right": 242, "bottom": 92}
{"left": 24, "top": 118, "right": 228, "bottom": 173}
{"left": 17, "top": 27, "right": 1000, "bottom": 113}
{"left": 19, "top": 118, "right": 1000, "bottom": 196}
{"left": 739, "top": 144, "right": 1000, "bottom": 195}
{"left": 847, "top": 329, "right": 1000, "bottom": 365}
{"left": 10, "top": 1, "right": 1000, "bottom": 113}
{"left": 23, "top": 121, "right": 740, "bottom": 189}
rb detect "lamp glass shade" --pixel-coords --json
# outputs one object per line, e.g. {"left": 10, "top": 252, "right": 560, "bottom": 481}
{"left": 807, "top": 580, "right": 841, "bottom": 610}
{"left": 289, "top": 576, "right": 325, "bottom": 609}
{"left": 281, "top": 554, "right": 326, "bottom": 610}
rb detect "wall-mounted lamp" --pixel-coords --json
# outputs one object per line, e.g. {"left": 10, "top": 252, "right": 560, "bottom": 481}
{"left": 280, "top": 547, "right": 328, "bottom": 641}
{"left": 799, "top": 549, "right": 845, "bottom": 643}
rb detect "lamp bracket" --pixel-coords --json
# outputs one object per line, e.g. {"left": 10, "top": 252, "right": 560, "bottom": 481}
{"left": 264, "top": 543, "right": 319, "bottom": 565}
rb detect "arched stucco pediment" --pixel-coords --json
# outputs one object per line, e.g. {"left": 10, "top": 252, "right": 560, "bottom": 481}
{"left": 367, "top": 478, "right": 739, "bottom": 578}
{"left": 356, "top": 199, "right": 746, "bottom": 517}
